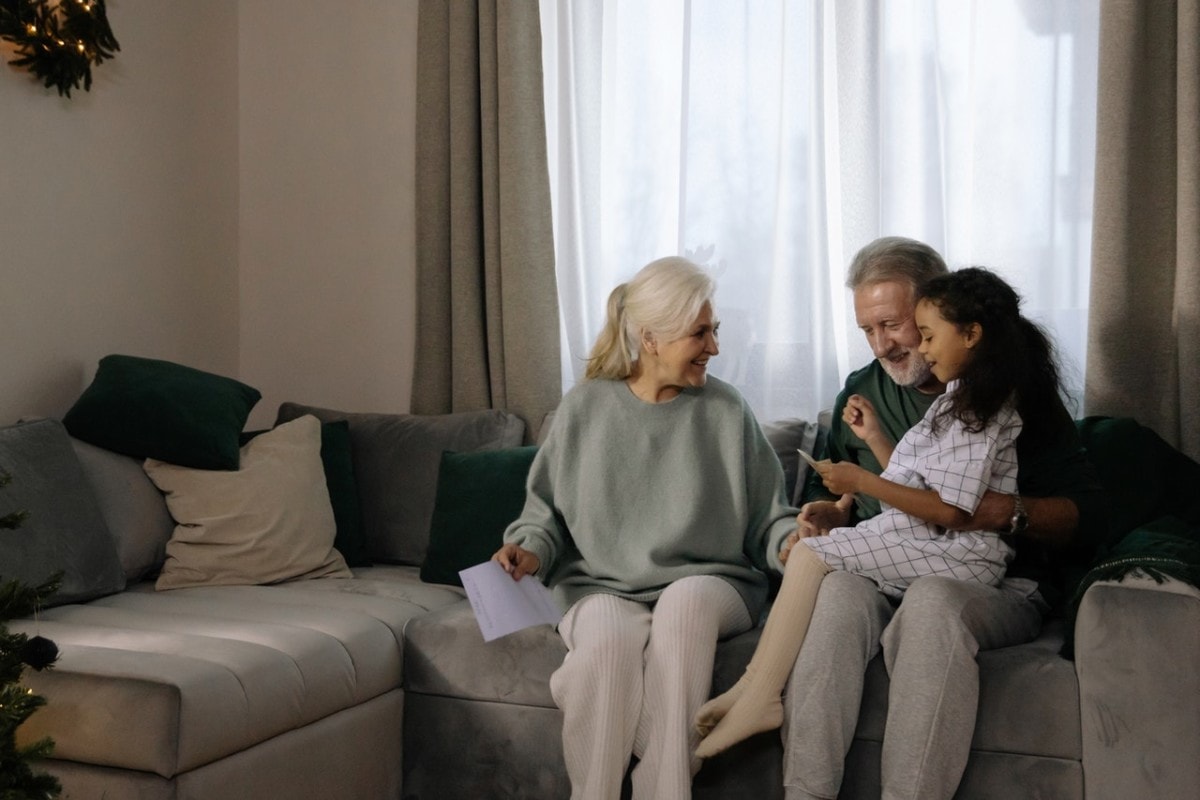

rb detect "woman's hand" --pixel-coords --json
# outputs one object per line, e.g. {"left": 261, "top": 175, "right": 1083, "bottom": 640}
{"left": 492, "top": 543, "right": 541, "bottom": 580}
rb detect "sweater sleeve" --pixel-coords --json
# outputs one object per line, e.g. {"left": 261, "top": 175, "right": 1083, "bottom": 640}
{"left": 741, "top": 404, "right": 801, "bottom": 574}
{"left": 502, "top": 416, "right": 568, "bottom": 582}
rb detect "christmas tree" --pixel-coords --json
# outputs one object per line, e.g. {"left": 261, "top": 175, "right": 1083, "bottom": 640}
{"left": 0, "top": 466, "right": 62, "bottom": 800}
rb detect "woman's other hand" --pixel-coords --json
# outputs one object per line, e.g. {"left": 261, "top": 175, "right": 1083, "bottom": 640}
{"left": 492, "top": 543, "right": 541, "bottom": 580}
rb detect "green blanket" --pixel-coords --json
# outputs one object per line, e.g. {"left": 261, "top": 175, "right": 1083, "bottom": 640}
{"left": 1061, "top": 417, "right": 1200, "bottom": 657}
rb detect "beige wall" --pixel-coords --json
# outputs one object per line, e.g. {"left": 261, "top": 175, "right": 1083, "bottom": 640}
{"left": 239, "top": 1, "right": 418, "bottom": 428}
{"left": 0, "top": 1, "right": 418, "bottom": 429}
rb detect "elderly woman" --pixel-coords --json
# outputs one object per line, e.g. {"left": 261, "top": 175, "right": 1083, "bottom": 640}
{"left": 493, "top": 256, "right": 798, "bottom": 799}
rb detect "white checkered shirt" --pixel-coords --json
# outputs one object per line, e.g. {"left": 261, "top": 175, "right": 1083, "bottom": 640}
{"left": 805, "top": 382, "right": 1021, "bottom": 599}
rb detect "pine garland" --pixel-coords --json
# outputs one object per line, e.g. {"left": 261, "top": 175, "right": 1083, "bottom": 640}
{"left": 0, "top": 574, "right": 63, "bottom": 800}
{"left": 0, "top": 0, "right": 119, "bottom": 97}
{"left": 1, "top": 464, "right": 63, "bottom": 799}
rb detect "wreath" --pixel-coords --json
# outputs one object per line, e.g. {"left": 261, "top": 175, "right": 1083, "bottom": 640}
{"left": 0, "top": 0, "right": 119, "bottom": 97}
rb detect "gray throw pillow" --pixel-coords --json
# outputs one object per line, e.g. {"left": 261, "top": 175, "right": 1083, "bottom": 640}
{"left": 760, "top": 417, "right": 826, "bottom": 507}
{"left": 275, "top": 402, "right": 526, "bottom": 565}
{"left": 70, "top": 437, "right": 175, "bottom": 582}
{"left": 0, "top": 419, "right": 126, "bottom": 605}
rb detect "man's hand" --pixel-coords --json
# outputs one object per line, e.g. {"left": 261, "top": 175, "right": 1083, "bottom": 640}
{"left": 492, "top": 543, "right": 541, "bottom": 580}
{"left": 783, "top": 495, "right": 853, "bottom": 564}
{"left": 952, "top": 492, "right": 1080, "bottom": 548}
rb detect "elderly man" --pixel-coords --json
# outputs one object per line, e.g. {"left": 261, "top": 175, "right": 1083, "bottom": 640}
{"left": 780, "top": 237, "right": 1103, "bottom": 800}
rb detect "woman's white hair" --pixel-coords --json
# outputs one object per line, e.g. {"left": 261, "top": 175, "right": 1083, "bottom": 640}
{"left": 586, "top": 256, "right": 716, "bottom": 381}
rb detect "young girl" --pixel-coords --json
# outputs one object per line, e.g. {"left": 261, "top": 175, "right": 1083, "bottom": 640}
{"left": 694, "top": 266, "right": 1067, "bottom": 758}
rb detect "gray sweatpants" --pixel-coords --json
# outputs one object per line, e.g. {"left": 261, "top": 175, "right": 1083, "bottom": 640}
{"left": 781, "top": 571, "right": 1044, "bottom": 800}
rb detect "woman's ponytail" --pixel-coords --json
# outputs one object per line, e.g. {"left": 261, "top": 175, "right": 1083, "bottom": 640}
{"left": 585, "top": 283, "right": 636, "bottom": 380}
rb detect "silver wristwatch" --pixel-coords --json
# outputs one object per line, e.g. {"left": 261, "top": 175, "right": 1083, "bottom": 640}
{"left": 1009, "top": 494, "right": 1029, "bottom": 535}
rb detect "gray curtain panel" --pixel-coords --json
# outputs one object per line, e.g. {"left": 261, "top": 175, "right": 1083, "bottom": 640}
{"left": 1086, "top": 0, "right": 1200, "bottom": 461}
{"left": 413, "top": 0, "right": 561, "bottom": 441}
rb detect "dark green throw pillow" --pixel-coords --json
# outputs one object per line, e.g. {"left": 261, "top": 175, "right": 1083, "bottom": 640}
{"left": 318, "top": 420, "right": 370, "bottom": 567}
{"left": 63, "top": 354, "right": 261, "bottom": 471}
{"left": 420, "top": 446, "right": 538, "bottom": 587}
{"left": 240, "top": 420, "right": 370, "bottom": 568}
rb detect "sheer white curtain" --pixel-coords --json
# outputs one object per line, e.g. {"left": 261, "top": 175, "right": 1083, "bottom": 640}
{"left": 540, "top": 0, "right": 1098, "bottom": 421}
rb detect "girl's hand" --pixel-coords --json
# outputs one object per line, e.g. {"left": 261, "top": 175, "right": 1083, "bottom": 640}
{"left": 492, "top": 543, "right": 541, "bottom": 580}
{"left": 843, "top": 394, "right": 882, "bottom": 443}
{"left": 816, "top": 461, "right": 869, "bottom": 496}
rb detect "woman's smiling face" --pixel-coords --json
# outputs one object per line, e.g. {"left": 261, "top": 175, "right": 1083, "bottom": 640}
{"left": 915, "top": 298, "right": 979, "bottom": 384}
{"left": 653, "top": 301, "right": 720, "bottom": 390}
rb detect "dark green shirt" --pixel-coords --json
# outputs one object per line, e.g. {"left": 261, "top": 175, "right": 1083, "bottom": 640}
{"left": 801, "top": 360, "right": 1106, "bottom": 607}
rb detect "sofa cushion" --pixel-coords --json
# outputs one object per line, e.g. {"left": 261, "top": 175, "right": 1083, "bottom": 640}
{"left": 850, "top": 621, "right": 1080, "bottom": 761}
{"left": 144, "top": 415, "right": 351, "bottom": 591}
{"left": 761, "top": 417, "right": 825, "bottom": 507}
{"left": 62, "top": 354, "right": 261, "bottom": 471}
{"left": 13, "top": 569, "right": 464, "bottom": 778}
{"left": 318, "top": 420, "right": 371, "bottom": 567}
{"left": 0, "top": 419, "right": 125, "bottom": 606}
{"left": 403, "top": 598, "right": 566, "bottom": 707}
{"left": 420, "top": 446, "right": 538, "bottom": 586}
{"left": 405, "top": 598, "right": 1080, "bottom": 762}
{"left": 275, "top": 402, "right": 526, "bottom": 566}
{"left": 71, "top": 437, "right": 175, "bottom": 582}
{"left": 242, "top": 420, "right": 371, "bottom": 568}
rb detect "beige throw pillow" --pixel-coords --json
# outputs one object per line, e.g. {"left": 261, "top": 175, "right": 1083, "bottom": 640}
{"left": 144, "top": 414, "right": 351, "bottom": 591}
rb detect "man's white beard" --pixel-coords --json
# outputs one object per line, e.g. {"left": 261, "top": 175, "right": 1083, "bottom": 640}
{"left": 880, "top": 352, "right": 933, "bottom": 388}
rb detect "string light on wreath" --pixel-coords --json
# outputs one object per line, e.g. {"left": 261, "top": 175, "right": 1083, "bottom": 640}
{"left": 0, "top": 0, "right": 120, "bottom": 97}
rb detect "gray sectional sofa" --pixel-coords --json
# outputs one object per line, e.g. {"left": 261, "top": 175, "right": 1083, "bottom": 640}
{"left": 5, "top": 396, "right": 1200, "bottom": 799}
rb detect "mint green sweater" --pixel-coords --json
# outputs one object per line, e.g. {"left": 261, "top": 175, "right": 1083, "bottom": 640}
{"left": 503, "top": 375, "right": 798, "bottom": 619}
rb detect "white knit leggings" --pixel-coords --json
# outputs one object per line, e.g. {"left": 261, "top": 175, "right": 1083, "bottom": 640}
{"left": 551, "top": 576, "right": 752, "bottom": 800}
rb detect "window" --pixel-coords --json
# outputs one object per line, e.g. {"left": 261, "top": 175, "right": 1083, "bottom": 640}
{"left": 541, "top": 1, "right": 1099, "bottom": 419}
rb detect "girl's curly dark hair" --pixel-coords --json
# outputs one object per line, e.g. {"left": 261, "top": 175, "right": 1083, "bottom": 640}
{"left": 917, "top": 267, "right": 1066, "bottom": 440}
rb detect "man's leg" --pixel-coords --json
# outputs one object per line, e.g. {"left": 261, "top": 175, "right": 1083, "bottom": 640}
{"left": 632, "top": 575, "right": 751, "bottom": 800}
{"left": 879, "top": 576, "right": 1044, "bottom": 800}
{"left": 550, "top": 593, "right": 651, "bottom": 800}
{"left": 782, "top": 571, "right": 894, "bottom": 800}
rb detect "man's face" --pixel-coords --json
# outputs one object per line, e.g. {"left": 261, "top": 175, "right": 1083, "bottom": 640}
{"left": 853, "top": 281, "right": 937, "bottom": 390}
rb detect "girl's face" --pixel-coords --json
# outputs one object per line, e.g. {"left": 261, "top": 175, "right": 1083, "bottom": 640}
{"left": 915, "top": 298, "right": 980, "bottom": 384}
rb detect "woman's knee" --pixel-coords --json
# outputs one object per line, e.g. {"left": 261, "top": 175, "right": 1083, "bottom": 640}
{"left": 654, "top": 575, "right": 749, "bottom": 639}
{"left": 564, "top": 594, "right": 649, "bottom": 659}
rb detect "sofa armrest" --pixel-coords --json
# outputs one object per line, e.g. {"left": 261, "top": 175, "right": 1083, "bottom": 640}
{"left": 1075, "top": 574, "right": 1200, "bottom": 799}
